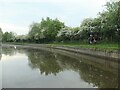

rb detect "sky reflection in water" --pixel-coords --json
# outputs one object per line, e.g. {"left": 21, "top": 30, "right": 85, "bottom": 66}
{"left": 0, "top": 47, "right": 118, "bottom": 88}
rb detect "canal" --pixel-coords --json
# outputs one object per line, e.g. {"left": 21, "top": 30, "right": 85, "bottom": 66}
{"left": 0, "top": 46, "right": 119, "bottom": 88}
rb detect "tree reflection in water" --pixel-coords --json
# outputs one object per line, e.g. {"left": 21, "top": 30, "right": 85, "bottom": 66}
{"left": 2, "top": 47, "right": 17, "bottom": 56}
{"left": 26, "top": 48, "right": 118, "bottom": 88}
{"left": 0, "top": 45, "right": 2, "bottom": 60}
{"left": 2, "top": 47, "right": 119, "bottom": 88}
{"left": 27, "top": 49, "right": 63, "bottom": 76}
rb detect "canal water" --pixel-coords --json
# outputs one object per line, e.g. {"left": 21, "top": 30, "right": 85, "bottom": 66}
{"left": 0, "top": 46, "right": 119, "bottom": 88}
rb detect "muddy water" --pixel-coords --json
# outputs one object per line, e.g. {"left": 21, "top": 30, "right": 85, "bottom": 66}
{"left": 0, "top": 46, "right": 119, "bottom": 88}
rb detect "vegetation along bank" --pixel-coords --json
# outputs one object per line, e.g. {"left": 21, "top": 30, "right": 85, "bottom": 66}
{"left": 0, "top": 1, "right": 120, "bottom": 60}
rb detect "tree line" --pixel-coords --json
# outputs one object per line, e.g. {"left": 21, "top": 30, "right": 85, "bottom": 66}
{"left": 1, "top": 1, "right": 120, "bottom": 44}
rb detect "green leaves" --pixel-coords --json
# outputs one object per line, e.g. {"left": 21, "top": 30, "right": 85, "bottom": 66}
{"left": 28, "top": 17, "right": 65, "bottom": 42}
{"left": 2, "top": 32, "right": 15, "bottom": 42}
{"left": 2, "top": 1, "right": 119, "bottom": 44}
{"left": 0, "top": 28, "right": 3, "bottom": 42}
{"left": 79, "top": 1, "right": 120, "bottom": 42}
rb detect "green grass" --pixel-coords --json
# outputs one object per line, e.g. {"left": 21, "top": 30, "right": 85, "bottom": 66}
{"left": 3, "top": 41, "right": 119, "bottom": 52}
{"left": 48, "top": 42, "right": 119, "bottom": 52}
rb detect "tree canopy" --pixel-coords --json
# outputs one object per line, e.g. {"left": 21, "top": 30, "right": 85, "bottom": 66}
{"left": 0, "top": 28, "right": 3, "bottom": 41}
{"left": 1, "top": 1, "right": 120, "bottom": 44}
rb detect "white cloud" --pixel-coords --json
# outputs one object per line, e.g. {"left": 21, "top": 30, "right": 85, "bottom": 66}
{"left": 0, "top": 23, "right": 28, "bottom": 35}
{"left": 0, "top": 0, "right": 109, "bottom": 35}
{"left": 0, "top": 0, "right": 107, "bottom": 4}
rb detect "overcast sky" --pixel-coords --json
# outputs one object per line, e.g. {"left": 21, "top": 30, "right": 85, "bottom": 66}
{"left": 0, "top": 0, "right": 109, "bottom": 35}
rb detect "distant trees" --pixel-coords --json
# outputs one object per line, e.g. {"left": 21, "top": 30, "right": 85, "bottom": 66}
{"left": 78, "top": 1, "right": 120, "bottom": 43}
{"left": 56, "top": 27, "right": 72, "bottom": 42}
{"left": 28, "top": 17, "right": 65, "bottom": 43}
{"left": 0, "top": 28, "right": 3, "bottom": 43}
{"left": 28, "top": 22, "right": 41, "bottom": 42}
{"left": 15, "top": 35, "right": 28, "bottom": 42}
{"left": 56, "top": 27, "right": 81, "bottom": 42}
{"left": 1, "top": 1, "right": 120, "bottom": 44}
{"left": 99, "top": 1, "right": 120, "bottom": 42}
{"left": 2, "top": 32, "right": 16, "bottom": 42}
{"left": 40, "top": 17, "right": 65, "bottom": 41}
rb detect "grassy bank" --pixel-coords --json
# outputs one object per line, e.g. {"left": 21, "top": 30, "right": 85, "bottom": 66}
{"left": 48, "top": 42, "right": 119, "bottom": 52}
{"left": 2, "top": 42, "right": 119, "bottom": 52}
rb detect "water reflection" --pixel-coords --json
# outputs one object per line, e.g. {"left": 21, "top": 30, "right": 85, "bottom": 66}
{"left": 27, "top": 49, "right": 63, "bottom": 76}
{"left": 1, "top": 46, "right": 119, "bottom": 88}
{"left": 0, "top": 46, "right": 1, "bottom": 57}
{"left": 0, "top": 45, "right": 2, "bottom": 89}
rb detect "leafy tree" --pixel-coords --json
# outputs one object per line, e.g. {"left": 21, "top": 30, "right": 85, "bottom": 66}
{"left": 15, "top": 35, "right": 28, "bottom": 42}
{"left": 40, "top": 17, "right": 65, "bottom": 42}
{"left": 2, "top": 32, "right": 15, "bottom": 42}
{"left": 80, "top": 18, "right": 93, "bottom": 40}
{"left": 6, "top": 1, "right": 119, "bottom": 44}
{"left": 0, "top": 28, "right": 3, "bottom": 42}
{"left": 28, "top": 22, "right": 42, "bottom": 42}
{"left": 56, "top": 27, "right": 73, "bottom": 42}
{"left": 28, "top": 17, "right": 65, "bottom": 43}
{"left": 79, "top": 1, "right": 120, "bottom": 43}
{"left": 99, "top": 1, "right": 120, "bottom": 42}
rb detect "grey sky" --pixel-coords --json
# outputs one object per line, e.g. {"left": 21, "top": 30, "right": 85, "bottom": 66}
{"left": 0, "top": 0, "right": 108, "bottom": 35}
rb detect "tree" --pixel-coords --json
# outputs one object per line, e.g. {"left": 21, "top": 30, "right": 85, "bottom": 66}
{"left": 2, "top": 32, "right": 15, "bottom": 42}
{"left": 79, "top": 1, "right": 120, "bottom": 43}
{"left": 0, "top": 28, "right": 3, "bottom": 43}
{"left": 99, "top": 1, "right": 120, "bottom": 42}
{"left": 80, "top": 18, "right": 93, "bottom": 40}
{"left": 56, "top": 27, "right": 72, "bottom": 42}
{"left": 15, "top": 35, "right": 28, "bottom": 42}
{"left": 28, "top": 22, "right": 42, "bottom": 42}
{"left": 28, "top": 17, "right": 65, "bottom": 43}
{"left": 40, "top": 17, "right": 65, "bottom": 42}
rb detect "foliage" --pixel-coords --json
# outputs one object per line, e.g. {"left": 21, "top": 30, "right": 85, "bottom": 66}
{"left": 2, "top": 1, "right": 120, "bottom": 44}
{"left": 79, "top": 1, "right": 120, "bottom": 43}
{"left": 0, "top": 28, "right": 3, "bottom": 42}
{"left": 2, "top": 32, "right": 16, "bottom": 42}
{"left": 99, "top": 1, "right": 120, "bottom": 42}
{"left": 28, "top": 17, "right": 65, "bottom": 43}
